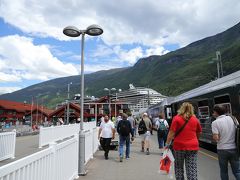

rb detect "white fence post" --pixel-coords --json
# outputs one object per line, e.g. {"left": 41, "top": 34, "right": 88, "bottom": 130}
{"left": 49, "top": 142, "right": 57, "bottom": 180}
{"left": 0, "top": 130, "right": 16, "bottom": 161}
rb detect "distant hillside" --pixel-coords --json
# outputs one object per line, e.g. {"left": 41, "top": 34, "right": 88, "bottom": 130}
{"left": 1, "top": 22, "right": 240, "bottom": 108}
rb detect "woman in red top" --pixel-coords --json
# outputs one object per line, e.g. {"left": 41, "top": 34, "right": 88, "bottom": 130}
{"left": 166, "top": 102, "right": 202, "bottom": 180}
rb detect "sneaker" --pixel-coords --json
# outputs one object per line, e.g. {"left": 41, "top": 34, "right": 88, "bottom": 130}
{"left": 141, "top": 148, "right": 144, "bottom": 152}
{"left": 146, "top": 151, "right": 150, "bottom": 155}
{"left": 120, "top": 156, "right": 123, "bottom": 162}
{"left": 126, "top": 156, "right": 130, "bottom": 159}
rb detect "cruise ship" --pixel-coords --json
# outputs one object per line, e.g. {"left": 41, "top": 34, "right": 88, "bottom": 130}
{"left": 111, "top": 84, "right": 166, "bottom": 115}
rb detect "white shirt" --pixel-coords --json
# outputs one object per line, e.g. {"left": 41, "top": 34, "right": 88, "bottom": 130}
{"left": 100, "top": 120, "right": 115, "bottom": 138}
{"left": 212, "top": 115, "right": 236, "bottom": 150}
{"left": 155, "top": 118, "right": 169, "bottom": 129}
{"left": 127, "top": 116, "right": 135, "bottom": 128}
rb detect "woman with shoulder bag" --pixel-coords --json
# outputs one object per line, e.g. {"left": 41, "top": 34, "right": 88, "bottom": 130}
{"left": 165, "top": 102, "right": 202, "bottom": 180}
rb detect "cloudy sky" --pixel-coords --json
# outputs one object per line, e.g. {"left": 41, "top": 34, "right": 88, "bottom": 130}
{"left": 0, "top": 0, "right": 240, "bottom": 94}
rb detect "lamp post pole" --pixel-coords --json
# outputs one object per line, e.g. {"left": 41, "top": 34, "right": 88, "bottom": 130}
{"left": 63, "top": 24, "right": 103, "bottom": 176}
{"left": 67, "top": 82, "right": 72, "bottom": 124}
{"left": 80, "top": 33, "right": 85, "bottom": 132}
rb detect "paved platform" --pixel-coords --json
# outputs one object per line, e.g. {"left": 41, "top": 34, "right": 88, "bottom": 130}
{"left": 0, "top": 133, "right": 236, "bottom": 179}
{"left": 80, "top": 133, "right": 235, "bottom": 180}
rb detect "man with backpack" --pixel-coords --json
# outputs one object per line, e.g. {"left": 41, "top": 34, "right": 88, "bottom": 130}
{"left": 138, "top": 113, "right": 152, "bottom": 155}
{"left": 155, "top": 113, "right": 169, "bottom": 152}
{"left": 117, "top": 113, "right": 134, "bottom": 162}
{"left": 212, "top": 105, "right": 240, "bottom": 180}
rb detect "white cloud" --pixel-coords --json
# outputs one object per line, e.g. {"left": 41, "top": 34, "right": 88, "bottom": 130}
{"left": 145, "top": 47, "right": 169, "bottom": 57}
{"left": 85, "top": 64, "right": 121, "bottom": 73}
{"left": 0, "top": 35, "right": 79, "bottom": 82}
{"left": 89, "top": 44, "right": 169, "bottom": 65}
{"left": 1, "top": 0, "right": 240, "bottom": 46}
{"left": 113, "top": 46, "right": 143, "bottom": 65}
{"left": 0, "top": 72, "right": 22, "bottom": 82}
{"left": 0, "top": 87, "right": 21, "bottom": 95}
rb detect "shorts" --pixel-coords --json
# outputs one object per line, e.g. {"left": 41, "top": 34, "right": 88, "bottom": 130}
{"left": 141, "top": 131, "right": 151, "bottom": 141}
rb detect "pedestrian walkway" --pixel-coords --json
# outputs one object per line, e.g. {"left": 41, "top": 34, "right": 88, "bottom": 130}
{"left": 80, "top": 133, "right": 235, "bottom": 180}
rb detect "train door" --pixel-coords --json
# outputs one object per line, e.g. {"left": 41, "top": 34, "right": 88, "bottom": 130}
{"left": 164, "top": 105, "right": 173, "bottom": 125}
{"left": 197, "top": 99, "right": 212, "bottom": 143}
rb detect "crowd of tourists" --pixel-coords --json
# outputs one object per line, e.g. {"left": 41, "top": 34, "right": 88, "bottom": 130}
{"left": 98, "top": 102, "right": 240, "bottom": 180}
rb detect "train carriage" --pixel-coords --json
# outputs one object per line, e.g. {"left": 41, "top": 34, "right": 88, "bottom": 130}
{"left": 148, "top": 70, "right": 240, "bottom": 145}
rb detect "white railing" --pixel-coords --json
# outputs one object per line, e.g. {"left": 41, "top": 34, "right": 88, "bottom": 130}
{"left": 39, "top": 122, "right": 97, "bottom": 148}
{"left": 0, "top": 130, "right": 16, "bottom": 161}
{"left": 83, "top": 121, "right": 96, "bottom": 131}
{"left": 84, "top": 130, "right": 93, "bottom": 163}
{"left": 55, "top": 136, "right": 79, "bottom": 180}
{"left": 39, "top": 124, "right": 79, "bottom": 148}
{"left": 92, "top": 127, "right": 99, "bottom": 153}
{"left": 0, "top": 135, "right": 79, "bottom": 180}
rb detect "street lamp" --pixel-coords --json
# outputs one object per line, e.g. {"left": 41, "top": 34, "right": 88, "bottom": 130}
{"left": 104, "top": 88, "right": 116, "bottom": 119}
{"left": 63, "top": 24, "right": 103, "bottom": 176}
{"left": 66, "top": 82, "right": 72, "bottom": 124}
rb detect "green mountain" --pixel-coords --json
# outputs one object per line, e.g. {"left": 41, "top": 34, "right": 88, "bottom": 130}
{"left": 1, "top": 22, "right": 240, "bottom": 108}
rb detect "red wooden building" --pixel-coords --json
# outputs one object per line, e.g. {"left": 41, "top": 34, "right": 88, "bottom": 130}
{"left": 49, "top": 96, "right": 130, "bottom": 124}
{"left": 0, "top": 100, "right": 53, "bottom": 126}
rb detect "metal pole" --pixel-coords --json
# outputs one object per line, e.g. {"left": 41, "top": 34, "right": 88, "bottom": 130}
{"left": 30, "top": 96, "right": 33, "bottom": 130}
{"left": 36, "top": 98, "right": 38, "bottom": 125}
{"left": 217, "top": 59, "right": 220, "bottom": 79}
{"left": 95, "top": 103, "right": 97, "bottom": 122}
{"left": 147, "top": 90, "right": 150, "bottom": 107}
{"left": 79, "top": 33, "right": 86, "bottom": 175}
{"left": 67, "top": 83, "right": 70, "bottom": 124}
{"left": 216, "top": 51, "right": 223, "bottom": 78}
{"left": 115, "top": 92, "right": 117, "bottom": 118}
{"left": 218, "top": 52, "right": 223, "bottom": 77}
{"left": 109, "top": 91, "right": 111, "bottom": 120}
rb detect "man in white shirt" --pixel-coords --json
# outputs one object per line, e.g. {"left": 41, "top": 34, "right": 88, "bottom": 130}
{"left": 212, "top": 105, "right": 240, "bottom": 180}
{"left": 98, "top": 115, "right": 115, "bottom": 160}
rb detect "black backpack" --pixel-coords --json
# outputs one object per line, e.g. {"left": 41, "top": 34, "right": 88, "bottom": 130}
{"left": 119, "top": 120, "right": 131, "bottom": 136}
{"left": 230, "top": 115, "right": 240, "bottom": 155}
{"left": 138, "top": 119, "right": 147, "bottom": 135}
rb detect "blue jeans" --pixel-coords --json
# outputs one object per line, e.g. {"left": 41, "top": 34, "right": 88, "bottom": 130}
{"left": 157, "top": 130, "right": 167, "bottom": 148}
{"left": 218, "top": 149, "right": 240, "bottom": 180}
{"left": 119, "top": 135, "right": 130, "bottom": 158}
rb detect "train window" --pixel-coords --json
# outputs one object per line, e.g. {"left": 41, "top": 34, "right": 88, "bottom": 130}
{"left": 214, "top": 95, "right": 230, "bottom": 104}
{"left": 214, "top": 95, "right": 232, "bottom": 114}
{"left": 198, "top": 100, "right": 208, "bottom": 107}
{"left": 198, "top": 106, "right": 210, "bottom": 119}
{"left": 218, "top": 103, "right": 232, "bottom": 114}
